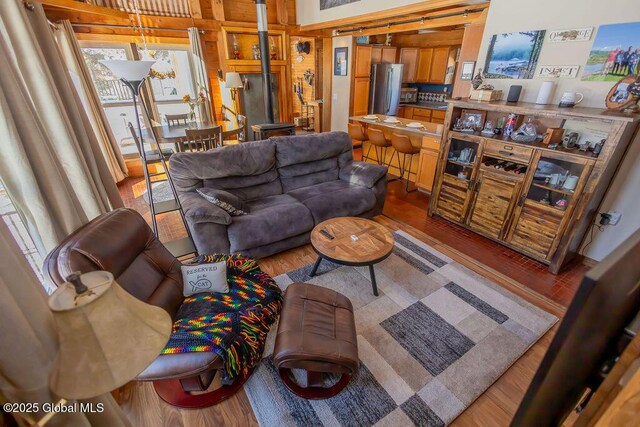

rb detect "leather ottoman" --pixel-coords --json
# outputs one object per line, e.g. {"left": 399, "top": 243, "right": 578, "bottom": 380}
{"left": 273, "top": 282, "right": 358, "bottom": 398}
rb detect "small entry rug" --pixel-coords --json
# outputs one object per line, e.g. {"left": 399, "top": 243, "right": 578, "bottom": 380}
{"left": 142, "top": 181, "right": 174, "bottom": 204}
{"left": 245, "top": 230, "right": 557, "bottom": 426}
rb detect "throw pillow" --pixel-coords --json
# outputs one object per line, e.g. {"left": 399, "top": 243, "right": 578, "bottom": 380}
{"left": 181, "top": 261, "right": 229, "bottom": 296}
{"left": 197, "top": 188, "right": 247, "bottom": 216}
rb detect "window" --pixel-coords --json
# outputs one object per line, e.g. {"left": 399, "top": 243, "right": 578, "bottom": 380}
{"left": 82, "top": 46, "right": 131, "bottom": 103}
{"left": 0, "top": 182, "right": 51, "bottom": 293}
{"left": 80, "top": 43, "right": 199, "bottom": 158}
{"left": 144, "top": 48, "right": 195, "bottom": 102}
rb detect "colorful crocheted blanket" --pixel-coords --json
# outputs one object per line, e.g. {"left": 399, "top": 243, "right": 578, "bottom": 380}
{"left": 161, "top": 254, "right": 282, "bottom": 383}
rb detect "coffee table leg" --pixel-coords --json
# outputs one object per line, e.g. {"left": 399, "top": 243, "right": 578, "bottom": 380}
{"left": 369, "top": 264, "right": 379, "bottom": 296}
{"left": 310, "top": 257, "right": 323, "bottom": 277}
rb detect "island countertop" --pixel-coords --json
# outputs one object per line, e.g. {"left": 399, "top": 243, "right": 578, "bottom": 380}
{"left": 349, "top": 115, "right": 444, "bottom": 137}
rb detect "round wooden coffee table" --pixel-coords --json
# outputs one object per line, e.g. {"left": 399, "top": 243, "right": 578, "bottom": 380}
{"left": 309, "top": 217, "right": 394, "bottom": 296}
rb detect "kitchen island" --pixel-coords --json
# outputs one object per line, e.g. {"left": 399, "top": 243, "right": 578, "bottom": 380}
{"left": 349, "top": 115, "right": 444, "bottom": 192}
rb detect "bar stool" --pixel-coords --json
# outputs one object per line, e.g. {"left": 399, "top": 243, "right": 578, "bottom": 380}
{"left": 348, "top": 123, "right": 368, "bottom": 161}
{"left": 366, "top": 128, "right": 393, "bottom": 166}
{"left": 391, "top": 133, "right": 420, "bottom": 193}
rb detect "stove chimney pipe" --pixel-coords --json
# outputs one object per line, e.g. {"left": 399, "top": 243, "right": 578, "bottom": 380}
{"left": 255, "top": 0, "right": 275, "bottom": 124}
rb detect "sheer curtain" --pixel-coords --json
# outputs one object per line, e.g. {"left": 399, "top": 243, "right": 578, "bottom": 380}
{"left": 55, "top": 20, "right": 129, "bottom": 183}
{"left": 0, "top": 0, "right": 124, "bottom": 256}
{"left": 188, "top": 27, "right": 214, "bottom": 122}
{"left": 0, "top": 216, "right": 131, "bottom": 427}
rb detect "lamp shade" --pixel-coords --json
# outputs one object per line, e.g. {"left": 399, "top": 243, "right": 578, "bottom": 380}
{"left": 48, "top": 271, "right": 172, "bottom": 399}
{"left": 225, "top": 72, "right": 244, "bottom": 89}
{"left": 100, "top": 60, "right": 156, "bottom": 81}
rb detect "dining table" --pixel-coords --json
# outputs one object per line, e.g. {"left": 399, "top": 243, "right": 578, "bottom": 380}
{"left": 142, "top": 119, "right": 242, "bottom": 151}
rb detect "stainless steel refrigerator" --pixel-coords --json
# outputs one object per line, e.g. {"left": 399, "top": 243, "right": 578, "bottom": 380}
{"left": 368, "top": 64, "right": 404, "bottom": 116}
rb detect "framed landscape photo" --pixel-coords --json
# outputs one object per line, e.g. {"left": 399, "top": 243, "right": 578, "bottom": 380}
{"left": 334, "top": 47, "right": 348, "bottom": 76}
{"left": 485, "top": 30, "right": 546, "bottom": 79}
{"left": 460, "top": 61, "right": 475, "bottom": 80}
{"left": 320, "top": 0, "right": 361, "bottom": 10}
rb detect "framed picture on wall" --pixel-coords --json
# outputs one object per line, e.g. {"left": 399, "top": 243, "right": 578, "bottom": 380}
{"left": 460, "top": 61, "right": 476, "bottom": 80}
{"left": 485, "top": 30, "right": 546, "bottom": 79}
{"left": 334, "top": 47, "right": 348, "bottom": 76}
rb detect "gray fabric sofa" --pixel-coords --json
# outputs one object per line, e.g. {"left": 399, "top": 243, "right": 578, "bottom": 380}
{"left": 169, "top": 131, "right": 388, "bottom": 259}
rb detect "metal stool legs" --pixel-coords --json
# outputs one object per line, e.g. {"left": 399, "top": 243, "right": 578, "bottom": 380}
{"left": 393, "top": 152, "right": 418, "bottom": 192}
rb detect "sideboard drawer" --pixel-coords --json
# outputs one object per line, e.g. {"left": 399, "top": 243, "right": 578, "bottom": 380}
{"left": 483, "top": 140, "right": 533, "bottom": 163}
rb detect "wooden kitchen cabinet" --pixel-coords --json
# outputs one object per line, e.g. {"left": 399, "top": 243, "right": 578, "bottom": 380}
{"left": 354, "top": 45, "right": 372, "bottom": 78}
{"left": 416, "top": 48, "right": 433, "bottom": 83}
{"left": 371, "top": 46, "right": 382, "bottom": 64}
{"left": 381, "top": 47, "right": 397, "bottom": 64}
{"left": 399, "top": 48, "right": 419, "bottom": 82}
{"left": 429, "top": 47, "right": 450, "bottom": 83}
{"left": 431, "top": 110, "right": 446, "bottom": 124}
{"left": 352, "top": 77, "right": 371, "bottom": 116}
{"left": 415, "top": 136, "right": 440, "bottom": 193}
{"left": 411, "top": 108, "right": 432, "bottom": 122}
{"left": 371, "top": 46, "right": 396, "bottom": 65}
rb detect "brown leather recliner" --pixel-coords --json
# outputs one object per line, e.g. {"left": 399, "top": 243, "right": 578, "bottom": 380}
{"left": 44, "top": 208, "right": 249, "bottom": 408}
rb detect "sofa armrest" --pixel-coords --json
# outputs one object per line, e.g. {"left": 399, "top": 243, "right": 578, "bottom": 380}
{"left": 339, "top": 161, "right": 388, "bottom": 189}
{"left": 179, "top": 191, "right": 232, "bottom": 225}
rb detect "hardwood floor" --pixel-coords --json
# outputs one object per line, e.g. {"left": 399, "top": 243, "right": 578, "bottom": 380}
{"left": 114, "top": 171, "right": 585, "bottom": 426}
{"left": 118, "top": 174, "right": 586, "bottom": 307}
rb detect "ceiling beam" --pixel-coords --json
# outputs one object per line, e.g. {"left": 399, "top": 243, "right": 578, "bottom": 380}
{"left": 36, "top": 0, "right": 129, "bottom": 19}
{"left": 299, "top": 0, "right": 488, "bottom": 32}
{"left": 211, "top": 0, "right": 225, "bottom": 21}
{"left": 337, "top": 11, "right": 483, "bottom": 37}
{"left": 188, "top": 0, "right": 202, "bottom": 19}
{"left": 44, "top": 8, "right": 219, "bottom": 31}
{"left": 276, "top": 0, "right": 288, "bottom": 26}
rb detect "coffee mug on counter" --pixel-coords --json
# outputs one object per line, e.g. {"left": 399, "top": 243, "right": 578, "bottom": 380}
{"left": 559, "top": 92, "right": 584, "bottom": 108}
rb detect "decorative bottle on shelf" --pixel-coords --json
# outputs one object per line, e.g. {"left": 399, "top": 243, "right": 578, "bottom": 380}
{"left": 232, "top": 34, "right": 240, "bottom": 60}
{"left": 270, "top": 37, "right": 277, "bottom": 60}
{"left": 252, "top": 44, "right": 261, "bottom": 60}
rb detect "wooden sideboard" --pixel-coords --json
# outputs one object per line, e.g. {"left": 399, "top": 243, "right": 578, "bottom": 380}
{"left": 429, "top": 100, "right": 640, "bottom": 273}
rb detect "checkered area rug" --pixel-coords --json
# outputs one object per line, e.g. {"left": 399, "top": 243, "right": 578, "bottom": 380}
{"left": 245, "top": 230, "right": 557, "bottom": 426}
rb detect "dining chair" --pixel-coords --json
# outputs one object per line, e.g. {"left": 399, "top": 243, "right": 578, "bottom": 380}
{"left": 183, "top": 126, "right": 223, "bottom": 152}
{"left": 166, "top": 113, "right": 189, "bottom": 127}
{"left": 127, "top": 123, "right": 173, "bottom": 162}
{"left": 236, "top": 114, "right": 247, "bottom": 143}
{"left": 390, "top": 133, "right": 420, "bottom": 193}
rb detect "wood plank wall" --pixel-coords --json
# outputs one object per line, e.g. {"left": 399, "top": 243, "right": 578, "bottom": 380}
{"left": 45, "top": 0, "right": 296, "bottom": 122}
{"left": 223, "top": 0, "right": 295, "bottom": 24}
{"left": 290, "top": 37, "right": 316, "bottom": 117}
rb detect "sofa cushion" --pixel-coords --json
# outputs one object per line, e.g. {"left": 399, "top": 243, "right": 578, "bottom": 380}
{"left": 272, "top": 132, "right": 354, "bottom": 193}
{"left": 203, "top": 169, "right": 282, "bottom": 201}
{"left": 169, "top": 140, "right": 277, "bottom": 193}
{"left": 196, "top": 188, "right": 246, "bottom": 216}
{"left": 227, "top": 195, "right": 314, "bottom": 252}
{"left": 287, "top": 181, "right": 377, "bottom": 223}
{"left": 278, "top": 158, "right": 340, "bottom": 193}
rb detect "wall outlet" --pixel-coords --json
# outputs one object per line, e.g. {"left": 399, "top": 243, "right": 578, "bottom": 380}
{"left": 600, "top": 211, "right": 622, "bottom": 226}
{"left": 332, "top": 93, "right": 338, "bottom": 101}
{"left": 608, "top": 211, "right": 622, "bottom": 225}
